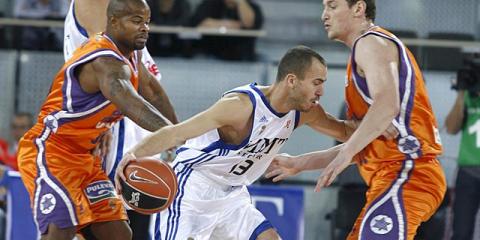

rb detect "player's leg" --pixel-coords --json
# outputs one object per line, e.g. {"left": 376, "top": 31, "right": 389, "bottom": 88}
{"left": 211, "top": 187, "right": 280, "bottom": 240}
{"left": 85, "top": 157, "right": 131, "bottom": 239}
{"left": 88, "top": 220, "right": 132, "bottom": 240}
{"left": 401, "top": 159, "right": 446, "bottom": 239}
{"left": 256, "top": 227, "right": 281, "bottom": 240}
{"left": 153, "top": 170, "right": 221, "bottom": 240}
{"left": 41, "top": 225, "right": 76, "bottom": 240}
{"left": 17, "top": 139, "right": 88, "bottom": 240}
{"left": 348, "top": 159, "right": 446, "bottom": 240}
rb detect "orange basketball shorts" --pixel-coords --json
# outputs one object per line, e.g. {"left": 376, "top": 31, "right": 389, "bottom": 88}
{"left": 347, "top": 158, "right": 446, "bottom": 240}
{"left": 17, "top": 134, "right": 128, "bottom": 234}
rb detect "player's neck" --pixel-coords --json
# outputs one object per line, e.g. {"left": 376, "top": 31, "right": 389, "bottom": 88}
{"left": 344, "top": 21, "right": 375, "bottom": 48}
{"left": 104, "top": 33, "right": 134, "bottom": 58}
{"left": 265, "top": 83, "right": 291, "bottom": 114}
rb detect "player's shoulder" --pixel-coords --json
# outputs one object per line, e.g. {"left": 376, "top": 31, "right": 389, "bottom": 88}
{"left": 220, "top": 92, "right": 253, "bottom": 110}
{"left": 356, "top": 32, "right": 398, "bottom": 53}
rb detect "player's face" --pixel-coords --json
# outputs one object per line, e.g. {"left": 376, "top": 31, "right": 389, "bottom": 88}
{"left": 291, "top": 59, "right": 327, "bottom": 112}
{"left": 321, "top": 0, "right": 354, "bottom": 41}
{"left": 11, "top": 116, "right": 32, "bottom": 141}
{"left": 116, "top": 3, "right": 151, "bottom": 50}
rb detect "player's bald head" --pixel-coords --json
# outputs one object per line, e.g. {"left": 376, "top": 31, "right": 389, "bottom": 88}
{"left": 107, "top": 0, "right": 149, "bottom": 18}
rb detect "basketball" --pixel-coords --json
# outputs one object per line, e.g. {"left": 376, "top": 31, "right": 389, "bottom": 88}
{"left": 120, "top": 158, "right": 177, "bottom": 215}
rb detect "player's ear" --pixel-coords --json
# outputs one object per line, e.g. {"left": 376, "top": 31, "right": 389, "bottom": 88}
{"left": 109, "top": 15, "right": 119, "bottom": 28}
{"left": 353, "top": 0, "right": 367, "bottom": 18}
{"left": 286, "top": 73, "right": 297, "bottom": 88}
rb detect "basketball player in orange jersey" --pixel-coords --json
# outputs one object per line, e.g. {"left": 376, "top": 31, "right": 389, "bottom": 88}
{"left": 64, "top": 0, "right": 178, "bottom": 239}
{"left": 266, "top": 0, "right": 446, "bottom": 239}
{"left": 17, "top": 0, "right": 173, "bottom": 239}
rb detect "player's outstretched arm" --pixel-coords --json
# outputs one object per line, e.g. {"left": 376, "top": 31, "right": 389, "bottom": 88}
{"left": 114, "top": 93, "right": 253, "bottom": 188}
{"left": 93, "top": 57, "right": 172, "bottom": 131}
{"left": 265, "top": 144, "right": 343, "bottom": 182}
{"left": 299, "top": 104, "right": 355, "bottom": 142}
{"left": 299, "top": 104, "right": 398, "bottom": 143}
{"left": 74, "top": 0, "right": 109, "bottom": 36}
{"left": 138, "top": 61, "right": 179, "bottom": 124}
{"left": 127, "top": 93, "right": 252, "bottom": 158}
{"left": 316, "top": 35, "right": 401, "bottom": 192}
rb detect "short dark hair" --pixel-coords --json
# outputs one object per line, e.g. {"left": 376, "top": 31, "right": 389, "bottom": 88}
{"left": 346, "top": 0, "right": 376, "bottom": 22}
{"left": 107, "top": 0, "right": 148, "bottom": 18}
{"left": 276, "top": 46, "right": 326, "bottom": 82}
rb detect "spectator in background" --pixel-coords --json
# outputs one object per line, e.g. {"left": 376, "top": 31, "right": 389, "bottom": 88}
{"left": 147, "top": 0, "right": 191, "bottom": 57}
{"left": 190, "top": 0, "right": 263, "bottom": 61}
{"left": 446, "top": 89, "right": 480, "bottom": 240}
{"left": 0, "top": 113, "right": 34, "bottom": 170}
{"left": 13, "top": 0, "right": 67, "bottom": 50}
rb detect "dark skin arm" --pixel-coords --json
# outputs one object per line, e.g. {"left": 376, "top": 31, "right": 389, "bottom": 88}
{"left": 77, "top": 56, "right": 171, "bottom": 131}
{"left": 137, "top": 59, "right": 179, "bottom": 124}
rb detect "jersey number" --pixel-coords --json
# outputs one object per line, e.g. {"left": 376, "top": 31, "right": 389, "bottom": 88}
{"left": 468, "top": 119, "right": 480, "bottom": 147}
{"left": 229, "top": 160, "right": 254, "bottom": 175}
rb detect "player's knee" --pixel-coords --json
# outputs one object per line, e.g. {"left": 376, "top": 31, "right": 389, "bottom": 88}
{"left": 118, "top": 226, "right": 132, "bottom": 240}
{"left": 109, "top": 222, "right": 132, "bottom": 240}
{"left": 41, "top": 224, "right": 76, "bottom": 240}
{"left": 256, "top": 228, "right": 281, "bottom": 240}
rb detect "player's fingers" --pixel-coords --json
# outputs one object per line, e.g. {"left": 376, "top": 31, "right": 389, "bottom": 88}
{"left": 315, "top": 169, "right": 332, "bottom": 192}
{"left": 114, "top": 174, "right": 122, "bottom": 194}
{"left": 265, "top": 169, "right": 282, "bottom": 179}
{"left": 273, "top": 173, "right": 289, "bottom": 182}
{"left": 326, "top": 170, "right": 339, "bottom": 187}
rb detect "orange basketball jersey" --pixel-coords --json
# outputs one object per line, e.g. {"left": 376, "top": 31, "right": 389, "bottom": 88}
{"left": 27, "top": 33, "right": 140, "bottom": 153}
{"left": 17, "top": 33, "right": 139, "bottom": 234}
{"left": 346, "top": 27, "right": 443, "bottom": 183}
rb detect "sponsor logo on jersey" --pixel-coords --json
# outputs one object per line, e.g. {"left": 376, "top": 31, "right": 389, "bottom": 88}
{"left": 238, "top": 137, "right": 289, "bottom": 159}
{"left": 259, "top": 116, "right": 268, "bottom": 123}
{"left": 84, "top": 180, "right": 117, "bottom": 205}
{"left": 96, "top": 110, "right": 123, "bottom": 129}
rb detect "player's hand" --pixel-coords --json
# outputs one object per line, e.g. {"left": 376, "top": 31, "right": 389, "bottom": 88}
{"left": 92, "top": 131, "right": 112, "bottom": 160}
{"left": 114, "top": 152, "right": 137, "bottom": 194}
{"left": 381, "top": 123, "right": 399, "bottom": 140}
{"left": 315, "top": 150, "right": 352, "bottom": 192}
{"left": 264, "top": 153, "right": 299, "bottom": 182}
{"left": 164, "top": 147, "right": 176, "bottom": 162}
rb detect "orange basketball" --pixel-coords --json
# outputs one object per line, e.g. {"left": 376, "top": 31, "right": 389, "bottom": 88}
{"left": 120, "top": 158, "right": 177, "bottom": 215}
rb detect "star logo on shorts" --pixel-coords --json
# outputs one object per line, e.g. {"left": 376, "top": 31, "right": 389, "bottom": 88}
{"left": 370, "top": 214, "right": 393, "bottom": 234}
{"left": 40, "top": 193, "right": 56, "bottom": 215}
{"left": 398, "top": 135, "right": 420, "bottom": 154}
{"left": 43, "top": 115, "right": 59, "bottom": 133}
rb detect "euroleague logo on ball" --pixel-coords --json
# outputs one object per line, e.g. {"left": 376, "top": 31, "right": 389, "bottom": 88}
{"left": 129, "top": 191, "right": 141, "bottom": 207}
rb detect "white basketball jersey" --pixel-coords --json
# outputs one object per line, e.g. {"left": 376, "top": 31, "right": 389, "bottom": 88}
{"left": 172, "top": 83, "right": 300, "bottom": 186}
{"left": 63, "top": 0, "right": 88, "bottom": 61}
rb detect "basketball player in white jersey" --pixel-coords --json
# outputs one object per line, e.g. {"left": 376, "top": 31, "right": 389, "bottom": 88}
{"left": 63, "top": 0, "right": 178, "bottom": 239}
{"left": 114, "top": 46, "right": 356, "bottom": 240}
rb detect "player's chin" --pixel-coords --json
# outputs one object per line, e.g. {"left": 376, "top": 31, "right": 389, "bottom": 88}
{"left": 298, "top": 104, "right": 313, "bottom": 112}
{"left": 134, "top": 40, "right": 147, "bottom": 50}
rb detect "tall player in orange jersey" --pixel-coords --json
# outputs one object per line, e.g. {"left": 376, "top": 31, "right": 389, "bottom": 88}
{"left": 17, "top": 0, "right": 174, "bottom": 239}
{"left": 266, "top": 0, "right": 446, "bottom": 239}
